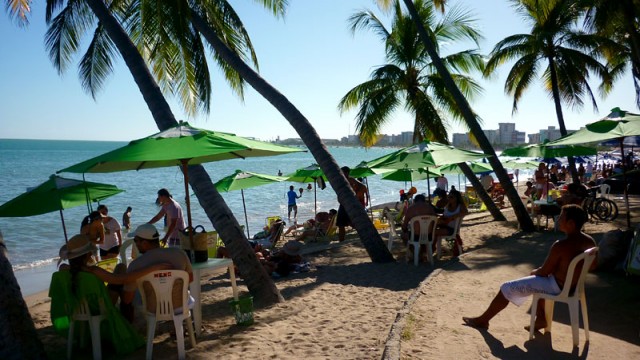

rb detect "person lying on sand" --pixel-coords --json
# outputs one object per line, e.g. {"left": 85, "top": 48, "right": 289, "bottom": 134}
{"left": 462, "top": 204, "right": 597, "bottom": 330}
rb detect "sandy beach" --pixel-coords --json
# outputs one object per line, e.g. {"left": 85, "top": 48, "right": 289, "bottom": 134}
{"left": 25, "top": 195, "right": 640, "bottom": 359}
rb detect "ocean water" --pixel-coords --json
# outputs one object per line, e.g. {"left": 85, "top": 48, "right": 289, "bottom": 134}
{"left": 1, "top": 139, "right": 497, "bottom": 295}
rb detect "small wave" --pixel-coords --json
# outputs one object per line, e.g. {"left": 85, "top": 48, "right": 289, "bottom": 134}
{"left": 12, "top": 257, "right": 58, "bottom": 272}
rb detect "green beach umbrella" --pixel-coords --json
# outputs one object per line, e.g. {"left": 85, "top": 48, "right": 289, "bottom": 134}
{"left": 437, "top": 161, "right": 493, "bottom": 190}
{"left": 367, "top": 141, "right": 488, "bottom": 197}
{"left": 366, "top": 141, "right": 488, "bottom": 170}
{"left": 214, "top": 170, "right": 288, "bottom": 237}
{"left": 381, "top": 167, "right": 440, "bottom": 188}
{"left": 0, "top": 175, "right": 124, "bottom": 241}
{"left": 501, "top": 143, "right": 597, "bottom": 158}
{"left": 547, "top": 107, "right": 640, "bottom": 147}
{"left": 58, "top": 122, "right": 303, "bottom": 239}
{"left": 546, "top": 107, "right": 640, "bottom": 228}
{"left": 500, "top": 158, "right": 540, "bottom": 170}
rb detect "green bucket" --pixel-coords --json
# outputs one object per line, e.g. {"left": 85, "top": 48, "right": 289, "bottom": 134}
{"left": 229, "top": 296, "right": 254, "bottom": 326}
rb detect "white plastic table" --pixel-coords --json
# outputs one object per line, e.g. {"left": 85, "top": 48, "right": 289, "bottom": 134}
{"left": 189, "top": 258, "right": 239, "bottom": 336}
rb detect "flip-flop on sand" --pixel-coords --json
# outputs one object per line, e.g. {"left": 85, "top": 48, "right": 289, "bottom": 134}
{"left": 462, "top": 317, "right": 489, "bottom": 329}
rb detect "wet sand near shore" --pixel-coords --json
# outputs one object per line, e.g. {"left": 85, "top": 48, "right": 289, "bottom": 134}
{"left": 25, "top": 194, "right": 640, "bottom": 359}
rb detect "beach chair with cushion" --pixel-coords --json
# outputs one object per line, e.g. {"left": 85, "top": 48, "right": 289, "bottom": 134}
{"left": 137, "top": 270, "right": 196, "bottom": 360}
{"left": 529, "top": 247, "right": 599, "bottom": 347}
{"left": 406, "top": 215, "right": 438, "bottom": 266}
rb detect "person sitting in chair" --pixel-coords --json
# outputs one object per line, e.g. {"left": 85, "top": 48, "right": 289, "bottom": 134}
{"left": 462, "top": 205, "right": 597, "bottom": 331}
{"left": 293, "top": 209, "right": 337, "bottom": 242}
{"left": 401, "top": 194, "right": 437, "bottom": 262}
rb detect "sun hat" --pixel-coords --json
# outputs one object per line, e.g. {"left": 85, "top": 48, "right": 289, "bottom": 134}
{"left": 130, "top": 223, "right": 160, "bottom": 241}
{"left": 281, "top": 240, "right": 302, "bottom": 256}
{"left": 58, "top": 234, "right": 97, "bottom": 263}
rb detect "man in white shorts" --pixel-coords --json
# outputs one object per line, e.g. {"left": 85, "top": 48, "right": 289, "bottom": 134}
{"left": 462, "top": 205, "right": 597, "bottom": 330}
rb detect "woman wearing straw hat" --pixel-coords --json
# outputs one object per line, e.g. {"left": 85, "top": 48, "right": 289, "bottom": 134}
{"left": 51, "top": 234, "right": 168, "bottom": 355}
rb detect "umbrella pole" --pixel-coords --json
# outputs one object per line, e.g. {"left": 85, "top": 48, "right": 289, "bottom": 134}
{"left": 427, "top": 169, "right": 431, "bottom": 202}
{"left": 241, "top": 189, "right": 250, "bottom": 238}
{"left": 458, "top": 174, "right": 461, "bottom": 190}
{"left": 59, "top": 210, "right": 68, "bottom": 243}
{"left": 181, "top": 160, "right": 194, "bottom": 246}
{"left": 619, "top": 139, "right": 632, "bottom": 228}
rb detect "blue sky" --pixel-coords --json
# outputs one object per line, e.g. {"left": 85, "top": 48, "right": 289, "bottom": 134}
{"left": 0, "top": 0, "right": 636, "bottom": 142}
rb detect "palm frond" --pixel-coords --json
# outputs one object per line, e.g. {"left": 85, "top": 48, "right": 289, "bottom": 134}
{"left": 78, "top": 23, "right": 116, "bottom": 99}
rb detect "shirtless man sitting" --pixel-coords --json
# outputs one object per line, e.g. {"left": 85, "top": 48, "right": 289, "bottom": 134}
{"left": 462, "top": 204, "right": 597, "bottom": 330}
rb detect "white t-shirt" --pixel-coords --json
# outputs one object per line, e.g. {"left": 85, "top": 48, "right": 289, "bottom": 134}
{"left": 436, "top": 177, "right": 448, "bottom": 191}
{"left": 99, "top": 217, "right": 122, "bottom": 251}
{"left": 163, "top": 198, "right": 186, "bottom": 239}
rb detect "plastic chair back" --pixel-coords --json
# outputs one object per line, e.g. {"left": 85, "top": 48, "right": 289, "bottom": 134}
{"left": 67, "top": 297, "right": 106, "bottom": 360}
{"left": 406, "top": 215, "right": 438, "bottom": 266}
{"left": 137, "top": 270, "right": 196, "bottom": 360}
{"left": 529, "top": 247, "right": 599, "bottom": 347}
{"left": 600, "top": 184, "right": 611, "bottom": 199}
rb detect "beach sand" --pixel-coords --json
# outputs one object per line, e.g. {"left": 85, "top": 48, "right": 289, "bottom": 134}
{"left": 25, "top": 195, "right": 640, "bottom": 359}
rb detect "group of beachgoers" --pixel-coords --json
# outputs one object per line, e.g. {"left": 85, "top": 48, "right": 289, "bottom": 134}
{"left": 51, "top": 165, "right": 606, "bottom": 354}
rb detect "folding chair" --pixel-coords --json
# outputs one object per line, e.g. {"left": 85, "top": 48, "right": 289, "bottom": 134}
{"left": 406, "top": 215, "right": 438, "bottom": 266}
{"left": 529, "top": 247, "right": 599, "bottom": 347}
{"left": 314, "top": 215, "right": 338, "bottom": 243}
{"left": 137, "top": 270, "right": 196, "bottom": 360}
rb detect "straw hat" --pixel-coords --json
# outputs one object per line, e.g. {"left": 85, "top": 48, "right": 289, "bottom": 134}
{"left": 281, "top": 240, "right": 302, "bottom": 256}
{"left": 58, "top": 234, "right": 96, "bottom": 263}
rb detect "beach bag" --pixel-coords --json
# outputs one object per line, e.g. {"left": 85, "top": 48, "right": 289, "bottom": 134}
{"left": 180, "top": 225, "right": 208, "bottom": 263}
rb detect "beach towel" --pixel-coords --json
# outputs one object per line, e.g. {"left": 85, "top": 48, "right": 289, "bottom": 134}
{"left": 49, "top": 271, "right": 145, "bottom": 355}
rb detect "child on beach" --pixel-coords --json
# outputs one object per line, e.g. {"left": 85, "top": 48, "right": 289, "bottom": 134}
{"left": 462, "top": 204, "right": 597, "bottom": 331}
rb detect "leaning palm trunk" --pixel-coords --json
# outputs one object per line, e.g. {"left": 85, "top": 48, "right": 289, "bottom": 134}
{"left": 84, "top": 0, "right": 283, "bottom": 304}
{"left": 402, "top": 0, "right": 534, "bottom": 231}
{"left": 0, "top": 236, "right": 46, "bottom": 360}
{"left": 191, "top": 12, "right": 394, "bottom": 262}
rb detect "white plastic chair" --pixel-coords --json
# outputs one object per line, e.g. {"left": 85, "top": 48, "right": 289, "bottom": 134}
{"left": 383, "top": 209, "right": 400, "bottom": 250}
{"left": 435, "top": 217, "right": 463, "bottom": 259}
{"left": 599, "top": 184, "right": 611, "bottom": 199}
{"left": 529, "top": 247, "right": 599, "bottom": 347}
{"left": 137, "top": 270, "right": 196, "bottom": 360}
{"left": 406, "top": 215, "right": 438, "bottom": 266}
{"left": 67, "top": 298, "right": 107, "bottom": 360}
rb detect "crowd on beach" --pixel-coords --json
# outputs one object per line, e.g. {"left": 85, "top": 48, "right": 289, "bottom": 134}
{"left": 44, "top": 155, "right": 634, "bottom": 357}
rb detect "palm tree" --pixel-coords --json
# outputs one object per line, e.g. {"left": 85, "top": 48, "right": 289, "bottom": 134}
{"left": 484, "top": 0, "right": 614, "bottom": 182}
{"left": 391, "top": 0, "right": 535, "bottom": 230}
{"left": 339, "top": 0, "right": 485, "bottom": 147}
{"left": 125, "top": 1, "right": 394, "bottom": 262}
{"left": 581, "top": 0, "right": 640, "bottom": 107}
{"left": 5, "top": 0, "right": 285, "bottom": 312}
{"left": 339, "top": 0, "right": 506, "bottom": 221}
{"left": 0, "top": 231, "right": 46, "bottom": 359}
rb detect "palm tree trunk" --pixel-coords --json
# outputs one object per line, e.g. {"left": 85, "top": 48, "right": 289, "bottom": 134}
{"left": 546, "top": 54, "right": 579, "bottom": 183}
{"left": 191, "top": 12, "right": 394, "bottom": 262}
{"left": 84, "top": 0, "right": 282, "bottom": 304}
{"left": 402, "top": 0, "right": 533, "bottom": 230}
{"left": 0, "top": 238, "right": 46, "bottom": 360}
